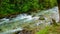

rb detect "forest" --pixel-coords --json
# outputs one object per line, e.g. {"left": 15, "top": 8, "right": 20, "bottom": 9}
{"left": 0, "top": 0, "right": 57, "bottom": 18}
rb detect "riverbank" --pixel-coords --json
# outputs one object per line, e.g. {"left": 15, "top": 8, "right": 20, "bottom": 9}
{"left": 36, "top": 23, "right": 60, "bottom": 34}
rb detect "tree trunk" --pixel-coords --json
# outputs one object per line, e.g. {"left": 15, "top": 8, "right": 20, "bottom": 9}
{"left": 57, "top": 0, "right": 60, "bottom": 22}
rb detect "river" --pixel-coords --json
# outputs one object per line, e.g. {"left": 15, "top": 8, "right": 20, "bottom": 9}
{"left": 0, "top": 6, "right": 59, "bottom": 34}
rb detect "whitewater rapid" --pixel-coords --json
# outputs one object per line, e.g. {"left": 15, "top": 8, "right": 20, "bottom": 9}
{"left": 0, "top": 6, "right": 59, "bottom": 34}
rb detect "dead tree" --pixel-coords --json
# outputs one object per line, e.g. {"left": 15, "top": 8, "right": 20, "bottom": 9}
{"left": 52, "top": 19, "right": 58, "bottom": 26}
{"left": 57, "top": 0, "right": 60, "bottom": 22}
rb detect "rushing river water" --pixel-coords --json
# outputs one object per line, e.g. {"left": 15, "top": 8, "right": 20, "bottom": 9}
{"left": 0, "top": 6, "right": 59, "bottom": 34}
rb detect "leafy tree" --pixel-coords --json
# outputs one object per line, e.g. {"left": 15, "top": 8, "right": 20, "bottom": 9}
{"left": 0, "top": 0, "right": 57, "bottom": 18}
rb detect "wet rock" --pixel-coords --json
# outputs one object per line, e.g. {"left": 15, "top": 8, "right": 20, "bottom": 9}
{"left": 39, "top": 15, "right": 45, "bottom": 20}
{"left": 39, "top": 17, "right": 45, "bottom": 20}
{"left": 32, "top": 15, "right": 36, "bottom": 17}
{"left": 14, "top": 31, "right": 21, "bottom": 34}
{"left": 0, "top": 29, "right": 2, "bottom": 32}
{"left": 27, "top": 12, "right": 31, "bottom": 15}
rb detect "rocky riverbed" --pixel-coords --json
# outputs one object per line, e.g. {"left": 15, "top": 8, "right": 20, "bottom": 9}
{"left": 0, "top": 6, "right": 59, "bottom": 34}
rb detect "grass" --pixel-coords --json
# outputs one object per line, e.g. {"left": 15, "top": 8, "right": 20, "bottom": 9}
{"left": 36, "top": 23, "right": 60, "bottom": 34}
{"left": 36, "top": 26, "right": 49, "bottom": 34}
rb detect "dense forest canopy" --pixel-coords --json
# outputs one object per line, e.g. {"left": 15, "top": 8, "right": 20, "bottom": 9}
{"left": 0, "top": 0, "right": 57, "bottom": 18}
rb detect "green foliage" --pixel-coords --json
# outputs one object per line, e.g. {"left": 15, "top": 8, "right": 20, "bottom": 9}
{"left": 0, "top": 0, "right": 57, "bottom": 17}
{"left": 36, "top": 26, "right": 49, "bottom": 34}
{"left": 36, "top": 23, "right": 60, "bottom": 34}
